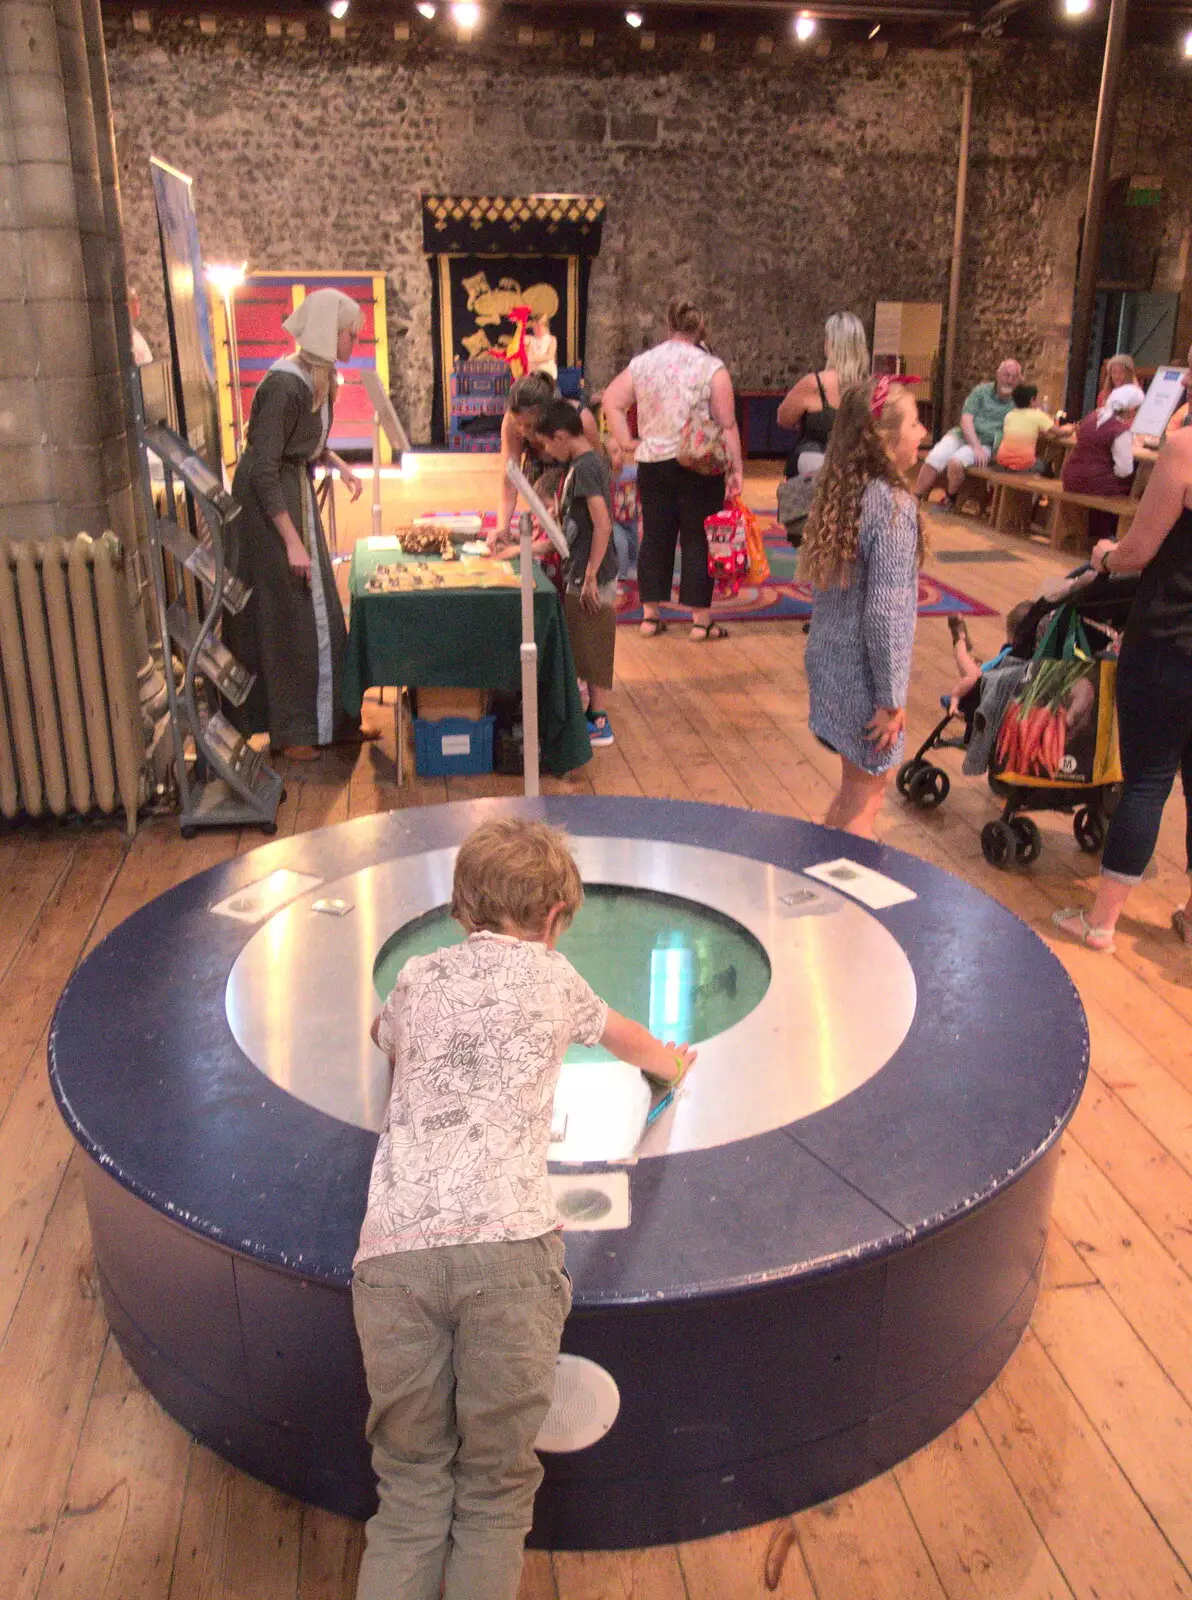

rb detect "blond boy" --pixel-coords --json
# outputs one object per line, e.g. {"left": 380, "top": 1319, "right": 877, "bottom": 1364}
{"left": 353, "top": 819, "right": 694, "bottom": 1600}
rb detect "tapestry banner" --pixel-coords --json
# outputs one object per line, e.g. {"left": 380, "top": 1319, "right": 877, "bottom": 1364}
{"left": 428, "top": 252, "right": 592, "bottom": 444}
{"left": 423, "top": 194, "right": 604, "bottom": 445}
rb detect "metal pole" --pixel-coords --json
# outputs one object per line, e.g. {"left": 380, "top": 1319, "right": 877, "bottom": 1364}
{"left": 1066, "top": 0, "right": 1130, "bottom": 420}
{"left": 518, "top": 511, "right": 540, "bottom": 799}
{"left": 225, "top": 288, "right": 245, "bottom": 450}
{"left": 371, "top": 413, "right": 383, "bottom": 541}
{"left": 941, "top": 65, "right": 973, "bottom": 432}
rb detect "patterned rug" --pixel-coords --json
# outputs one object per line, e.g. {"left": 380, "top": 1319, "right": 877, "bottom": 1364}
{"left": 614, "top": 540, "right": 996, "bottom": 625}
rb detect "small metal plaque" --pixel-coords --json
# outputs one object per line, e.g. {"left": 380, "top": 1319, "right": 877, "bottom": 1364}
{"left": 312, "top": 898, "right": 354, "bottom": 917}
{"left": 211, "top": 870, "right": 322, "bottom": 923}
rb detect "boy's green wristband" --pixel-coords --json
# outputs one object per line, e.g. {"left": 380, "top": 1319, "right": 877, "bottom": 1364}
{"left": 644, "top": 1054, "right": 687, "bottom": 1091}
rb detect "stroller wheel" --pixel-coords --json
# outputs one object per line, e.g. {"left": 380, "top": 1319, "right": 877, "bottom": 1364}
{"left": 1010, "top": 816, "right": 1042, "bottom": 865}
{"left": 909, "top": 765, "right": 950, "bottom": 810}
{"left": 1074, "top": 807, "right": 1107, "bottom": 854}
{"left": 981, "top": 819, "right": 1016, "bottom": 869}
{"left": 896, "top": 760, "right": 922, "bottom": 798}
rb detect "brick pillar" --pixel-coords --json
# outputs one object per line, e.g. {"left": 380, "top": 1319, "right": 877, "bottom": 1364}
{"left": 0, "top": 0, "right": 136, "bottom": 547}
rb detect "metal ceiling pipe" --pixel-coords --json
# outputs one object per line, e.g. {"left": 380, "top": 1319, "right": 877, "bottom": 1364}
{"left": 1065, "top": 0, "right": 1130, "bottom": 419}
{"left": 941, "top": 63, "right": 973, "bottom": 432}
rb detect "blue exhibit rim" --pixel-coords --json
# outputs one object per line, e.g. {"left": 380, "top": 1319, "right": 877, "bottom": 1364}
{"left": 48, "top": 797, "right": 1089, "bottom": 1298}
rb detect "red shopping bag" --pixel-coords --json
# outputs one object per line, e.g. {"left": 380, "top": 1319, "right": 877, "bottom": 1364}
{"left": 705, "top": 498, "right": 769, "bottom": 597}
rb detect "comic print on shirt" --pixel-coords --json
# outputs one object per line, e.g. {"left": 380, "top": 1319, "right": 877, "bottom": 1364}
{"left": 356, "top": 931, "right": 608, "bottom": 1262}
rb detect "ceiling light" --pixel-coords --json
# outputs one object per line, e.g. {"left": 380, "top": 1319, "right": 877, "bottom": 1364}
{"left": 868, "top": 21, "right": 880, "bottom": 38}
{"left": 328, "top": 0, "right": 349, "bottom": 17}
{"left": 794, "top": 11, "right": 816, "bottom": 42}
{"left": 416, "top": 2, "right": 436, "bottom": 15}
{"left": 1063, "top": 0, "right": 1092, "bottom": 15}
{"left": 625, "top": 10, "right": 643, "bottom": 27}
{"left": 1184, "top": 27, "right": 1192, "bottom": 56}
{"left": 452, "top": 1, "right": 479, "bottom": 27}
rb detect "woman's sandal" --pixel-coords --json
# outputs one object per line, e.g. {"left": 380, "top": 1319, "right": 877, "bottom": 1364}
{"left": 640, "top": 618, "right": 668, "bottom": 637}
{"left": 1172, "top": 908, "right": 1192, "bottom": 946}
{"left": 690, "top": 623, "right": 729, "bottom": 642}
{"left": 1051, "top": 907, "right": 1115, "bottom": 954}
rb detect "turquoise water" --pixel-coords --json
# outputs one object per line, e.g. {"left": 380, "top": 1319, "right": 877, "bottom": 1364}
{"left": 372, "top": 885, "right": 771, "bottom": 1062}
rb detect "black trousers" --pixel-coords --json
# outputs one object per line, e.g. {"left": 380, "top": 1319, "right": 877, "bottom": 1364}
{"left": 636, "top": 459, "right": 726, "bottom": 610}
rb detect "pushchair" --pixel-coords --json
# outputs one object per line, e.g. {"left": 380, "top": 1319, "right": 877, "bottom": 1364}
{"left": 898, "top": 566, "right": 1139, "bottom": 868}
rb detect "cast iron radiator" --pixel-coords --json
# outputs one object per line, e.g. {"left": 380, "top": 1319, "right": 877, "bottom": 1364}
{"left": 0, "top": 533, "right": 150, "bottom": 836}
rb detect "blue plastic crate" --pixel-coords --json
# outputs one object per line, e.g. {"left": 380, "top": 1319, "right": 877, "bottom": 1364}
{"left": 413, "top": 714, "right": 495, "bottom": 776}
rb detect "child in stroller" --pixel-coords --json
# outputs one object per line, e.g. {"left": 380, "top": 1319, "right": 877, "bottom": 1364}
{"left": 898, "top": 565, "right": 1139, "bottom": 866}
{"left": 945, "top": 602, "right": 1036, "bottom": 735}
{"left": 895, "top": 600, "right": 1037, "bottom": 810}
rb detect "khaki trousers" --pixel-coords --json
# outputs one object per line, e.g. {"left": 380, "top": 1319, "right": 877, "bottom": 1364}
{"left": 352, "top": 1232, "right": 571, "bottom": 1600}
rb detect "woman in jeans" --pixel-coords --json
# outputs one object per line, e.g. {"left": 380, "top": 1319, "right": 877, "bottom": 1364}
{"left": 602, "top": 298, "right": 743, "bottom": 640}
{"left": 1053, "top": 425, "right": 1192, "bottom": 951}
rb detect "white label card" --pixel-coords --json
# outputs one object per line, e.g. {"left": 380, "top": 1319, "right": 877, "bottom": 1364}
{"left": 440, "top": 734, "right": 472, "bottom": 756}
{"left": 1134, "top": 367, "right": 1188, "bottom": 440}
{"left": 804, "top": 858, "right": 917, "bottom": 909}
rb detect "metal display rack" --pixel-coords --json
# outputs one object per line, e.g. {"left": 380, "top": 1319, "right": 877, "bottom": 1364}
{"left": 141, "top": 422, "right": 282, "bottom": 837}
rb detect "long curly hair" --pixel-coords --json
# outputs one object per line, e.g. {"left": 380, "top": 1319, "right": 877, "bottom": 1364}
{"left": 798, "top": 382, "right": 925, "bottom": 590}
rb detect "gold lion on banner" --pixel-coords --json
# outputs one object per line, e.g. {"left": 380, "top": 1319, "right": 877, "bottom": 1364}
{"left": 459, "top": 272, "right": 560, "bottom": 360}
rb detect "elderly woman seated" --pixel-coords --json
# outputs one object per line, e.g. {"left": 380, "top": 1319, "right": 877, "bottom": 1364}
{"left": 1061, "top": 383, "right": 1145, "bottom": 544}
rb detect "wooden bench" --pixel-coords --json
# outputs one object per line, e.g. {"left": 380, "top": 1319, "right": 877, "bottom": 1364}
{"left": 966, "top": 466, "right": 1138, "bottom": 551}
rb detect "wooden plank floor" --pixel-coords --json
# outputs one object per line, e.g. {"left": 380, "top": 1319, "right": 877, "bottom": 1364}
{"left": 3, "top": 474, "right": 1192, "bottom": 1599}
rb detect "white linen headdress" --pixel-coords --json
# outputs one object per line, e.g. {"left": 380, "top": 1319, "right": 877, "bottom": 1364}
{"left": 282, "top": 288, "right": 362, "bottom": 365}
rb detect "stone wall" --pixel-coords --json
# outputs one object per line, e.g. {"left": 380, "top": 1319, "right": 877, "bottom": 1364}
{"left": 102, "top": 15, "right": 1192, "bottom": 444}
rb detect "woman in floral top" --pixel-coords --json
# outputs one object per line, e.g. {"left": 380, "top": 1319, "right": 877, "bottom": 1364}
{"left": 602, "top": 298, "right": 743, "bottom": 641}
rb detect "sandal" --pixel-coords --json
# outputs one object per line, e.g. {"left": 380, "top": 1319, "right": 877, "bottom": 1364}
{"left": 1173, "top": 908, "right": 1192, "bottom": 946}
{"left": 947, "top": 615, "right": 971, "bottom": 648}
{"left": 640, "top": 618, "right": 668, "bottom": 637}
{"left": 1051, "top": 907, "right": 1115, "bottom": 954}
{"left": 690, "top": 623, "right": 729, "bottom": 642}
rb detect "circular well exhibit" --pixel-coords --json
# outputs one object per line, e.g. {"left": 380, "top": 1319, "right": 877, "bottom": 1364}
{"left": 49, "top": 796, "right": 1088, "bottom": 1549}
{"left": 224, "top": 837, "right": 918, "bottom": 1158}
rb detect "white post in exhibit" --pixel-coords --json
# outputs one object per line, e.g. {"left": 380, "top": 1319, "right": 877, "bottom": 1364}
{"left": 504, "top": 460, "right": 570, "bottom": 800}
{"left": 518, "top": 511, "right": 540, "bottom": 799}
{"left": 370, "top": 412, "right": 383, "bottom": 539}
{"left": 361, "top": 370, "right": 412, "bottom": 542}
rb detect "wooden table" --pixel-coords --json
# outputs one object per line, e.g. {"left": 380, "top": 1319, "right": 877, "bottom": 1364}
{"left": 341, "top": 545, "right": 592, "bottom": 777}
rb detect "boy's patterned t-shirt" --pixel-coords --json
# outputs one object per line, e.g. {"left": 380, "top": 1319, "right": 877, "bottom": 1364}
{"left": 356, "top": 931, "right": 608, "bottom": 1261}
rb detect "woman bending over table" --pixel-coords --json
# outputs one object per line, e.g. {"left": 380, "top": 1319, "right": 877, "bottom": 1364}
{"left": 493, "top": 374, "right": 603, "bottom": 539}
{"left": 1053, "top": 425, "right": 1192, "bottom": 953}
{"left": 800, "top": 378, "right": 927, "bottom": 839}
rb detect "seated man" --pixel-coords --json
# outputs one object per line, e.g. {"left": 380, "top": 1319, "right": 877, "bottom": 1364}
{"left": 916, "top": 358, "right": 1022, "bottom": 507}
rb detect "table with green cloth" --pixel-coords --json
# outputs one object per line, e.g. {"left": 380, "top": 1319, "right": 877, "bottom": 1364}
{"left": 341, "top": 544, "right": 592, "bottom": 776}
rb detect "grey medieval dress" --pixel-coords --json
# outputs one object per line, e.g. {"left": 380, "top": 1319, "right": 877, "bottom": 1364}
{"left": 224, "top": 360, "right": 358, "bottom": 749}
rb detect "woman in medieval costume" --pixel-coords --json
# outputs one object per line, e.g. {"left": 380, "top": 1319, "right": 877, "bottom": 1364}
{"left": 225, "top": 287, "right": 372, "bottom": 760}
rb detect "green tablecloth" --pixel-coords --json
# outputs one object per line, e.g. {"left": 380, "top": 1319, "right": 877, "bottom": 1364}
{"left": 341, "top": 545, "right": 592, "bottom": 777}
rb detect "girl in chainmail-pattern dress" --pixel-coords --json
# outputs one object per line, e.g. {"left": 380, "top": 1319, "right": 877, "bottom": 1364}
{"left": 800, "top": 379, "right": 927, "bottom": 839}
